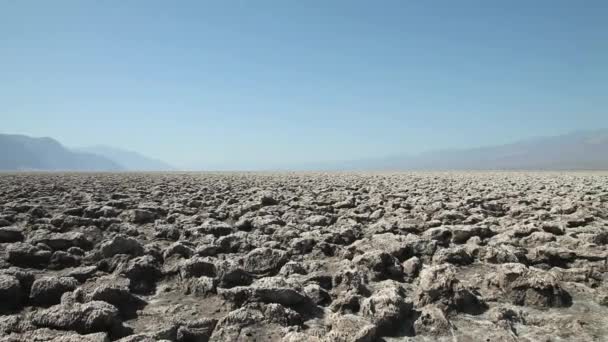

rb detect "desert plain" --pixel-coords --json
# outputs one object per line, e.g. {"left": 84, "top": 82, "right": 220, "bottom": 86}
{"left": 0, "top": 172, "right": 607, "bottom": 341}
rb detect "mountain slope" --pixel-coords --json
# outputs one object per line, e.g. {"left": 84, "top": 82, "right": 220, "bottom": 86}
{"left": 79, "top": 146, "right": 174, "bottom": 171}
{"left": 0, "top": 134, "right": 123, "bottom": 171}
{"left": 350, "top": 129, "right": 608, "bottom": 171}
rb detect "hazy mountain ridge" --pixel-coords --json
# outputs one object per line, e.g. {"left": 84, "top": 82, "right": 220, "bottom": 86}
{"left": 78, "top": 146, "right": 174, "bottom": 171}
{"left": 1, "top": 130, "right": 607, "bottom": 171}
{"left": 346, "top": 129, "right": 608, "bottom": 171}
{"left": 0, "top": 134, "right": 173, "bottom": 171}
{"left": 0, "top": 134, "right": 123, "bottom": 171}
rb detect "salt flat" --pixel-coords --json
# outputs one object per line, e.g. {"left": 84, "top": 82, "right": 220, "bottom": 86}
{"left": 1, "top": 172, "right": 607, "bottom": 341}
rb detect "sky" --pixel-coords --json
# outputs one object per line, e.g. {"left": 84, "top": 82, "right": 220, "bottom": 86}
{"left": 1, "top": 1, "right": 607, "bottom": 170}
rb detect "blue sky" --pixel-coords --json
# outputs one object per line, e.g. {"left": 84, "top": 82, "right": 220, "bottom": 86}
{"left": 1, "top": 1, "right": 607, "bottom": 169}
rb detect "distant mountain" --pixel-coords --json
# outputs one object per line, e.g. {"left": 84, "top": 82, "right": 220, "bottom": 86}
{"left": 0, "top": 134, "right": 123, "bottom": 171}
{"left": 338, "top": 129, "right": 608, "bottom": 171}
{"left": 3, "top": 129, "right": 607, "bottom": 172}
{"left": 78, "top": 146, "right": 174, "bottom": 171}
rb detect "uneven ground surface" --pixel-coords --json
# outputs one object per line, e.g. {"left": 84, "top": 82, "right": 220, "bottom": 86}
{"left": 1, "top": 172, "right": 607, "bottom": 342}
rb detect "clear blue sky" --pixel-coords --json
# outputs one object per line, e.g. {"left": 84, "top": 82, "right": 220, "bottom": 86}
{"left": 1, "top": 1, "right": 607, "bottom": 169}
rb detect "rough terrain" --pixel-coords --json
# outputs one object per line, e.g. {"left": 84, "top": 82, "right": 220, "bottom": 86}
{"left": 1, "top": 172, "right": 607, "bottom": 342}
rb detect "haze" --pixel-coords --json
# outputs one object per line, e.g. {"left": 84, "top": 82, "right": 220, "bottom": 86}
{"left": 1, "top": 1, "right": 607, "bottom": 170}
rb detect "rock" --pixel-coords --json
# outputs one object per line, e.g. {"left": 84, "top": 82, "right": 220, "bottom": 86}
{"left": 29, "top": 231, "right": 90, "bottom": 251}
{"left": 31, "top": 300, "right": 127, "bottom": 336}
{"left": 61, "top": 216, "right": 95, "bottom": 229}
{"left": 279, "top": 261, "right": 307, "bottom": 276}
{"left": 415, "top": 264, "right": 457, "bottom": 307}
{"left": 415, "top": 264, "right": 486, "bottom": 314}
{"left": 550, "top": 267, "right": 603, "bottom": 287}
{"left": 334, "top": 197, "right": 355, "bottom": 209}
{"left": 541, "top": 222, "right": 565, "bottom": 235}
{"left": 0, "top": 274, "right": 22, "bottom": 310}
{"left": 0, "top": 227, "right": 24, "bottom": 243}
{"left": 522, "top": 231, "right": 556, "bottom": 246}
{"left": 413, "top": 305, "right": 451, "bottom": 336}
{"left": 303, "top": 272, "right": 333, "bottom": 290}
{"left": 176, "top": 318, "right": 217, "bottom": 342}
{"left": 526, "top": 246, "right": 576, "bottom": 267}
{"left": 432, "top": 246, "right": 473, "bottom": 265}
{"left": 64, "top": 207, "right": 85, "bottom": 216}
{"left": 598, "top": 290, "right": 608, "bottom": 307}
{"left": 215, "top": 260, "right": 253, "bottom": 288}
{"left": 353, "top": 250, "right": 403, "bottom": 280}
{"left": 250, "top": 215, "right": 285, "bottom": 230}
{"left": 303, "top": 283, "right": 331, "bottom": 306}
{"left": 29, "top": 206, "right": 48, "bottom": 218}
{"left": 30, "top": 276, "right": 79, "bottom": 306}
{"left": 184, "top": 276, "right": 217, "bottom": 297}
{"left": 436, "top": 210, "right": 467, "bottom": 223}
{"left": 180, "top": 257, "right": 217, "bottom": 279}
{"left": 2, "top": 328, "right": 110, "bottom": 342}
{"left": 129, "top": 209, "right": 156, "bottom": 224}
{"left": 164, "top": 241, "right": 194, "bottom": 259}
{"left": 422, "top": 227, "right": 452, "bottom": 246}
{"left": 480, "top": 245, "right": 526, "bottom": 264}
{"left": 329, "top": 292, "right": 363, "bottom": 314}
{"left": 282, "top": 332, "right": 322, "bottom": 342}
{"left": 49, "top": 250, "right": 81, "bottom": 269}
{"left": 325, "top": 313, "right": 377, "bottom": 342}
{"left": 198, "top": 219, "right": 233, "bottom": 237}
{"left": 326, "top": 227, "right": 361, "bottom": 245}
{"left": 289, "top": 237, "right": 316, "bottom": 254}
{"left": 73, "top": 275, "right": 142, "bottom": 315}
{"left": 5, "top": 242, "right": 52, "bottom": 268}
{"left": 210, "top": 303, "right": 300, "bottom": 341}
{"left": 360, "top": 281, "right": 413, "bottom": 334}
{"left": 234, "top": 217, "right": 252, "bottom": 231}
{"left": 154, "top": 223, "right": 181, "bottom": 240}
{"left": 260, "top": 193, "right": 278, "bottom": 206}
{"left": 350, "top": 233, "right": 435, "bottom": 261}
{"left": 195, "top": 243, "right": 220, "bottom": 257}
{"left": 589, "top": 230, "right": 608, "bottom": 245}
{"left": 486, "top": 305, "right": 524, "bottom": 324}
{"left": 114, "top": 322, "right": 178, "bottom": 341}
{"left": 566, "top": 214, "right": 592, "bottom": 228}
{"left": 306, "top": 215, "right": 330, "bottom": 226}
{"left": 552, "top": 202, "right": 578, "bottom": 215}
{"left": 242, "top": 247, "right": 289, "bottom": 274}
{"left": 116, "top": 334, "right": 157, "bottom": 342}
{"left": 402, "top": 256, "right": 421, "bottom": 279}
{"left": 0, "top": 314, "right": 23, "bottom": 335}
{"left": 64, "top": 266, "right": 98, "bottom": 283}
{"left": 99, "top": 206, "right": 120, "bottom": 218}
{"left": 218, "top": 276, "right": 310, "bottom": 308}
{"left": 68, "top": 246, "right": 85, "bottom": 255}
{"left": 1, "top": 267, "right": 36, "bottom": 293}
{"left": 100, "top": 235, "right": 144, "bottom": 258}
{"left": 485, "top": 263, "right": 572, "bottom": 308}
{"left": 119, "top": 255, "right": 162, "bottom": 294}
{"left": 369, "top": 209, "right": 384, "bottom": 220}
{"left": 333, "top": 267, "right": 371, "bottom": 296}
{"left": 450, "top": 225, "right": 494, "bottom": 244}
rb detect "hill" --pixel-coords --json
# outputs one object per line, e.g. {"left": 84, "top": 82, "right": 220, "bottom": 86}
{"left": 0, "top": 134, "right": 123, "bottom": 171}
{"left": 79, "top": 146, "right": 174, "bottom": 171}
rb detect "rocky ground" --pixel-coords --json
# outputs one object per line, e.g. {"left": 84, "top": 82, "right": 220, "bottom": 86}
{"left": 0, "top": 172, "right": 607, "bottom": 342}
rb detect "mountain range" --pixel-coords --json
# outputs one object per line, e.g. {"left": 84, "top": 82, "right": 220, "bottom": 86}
{"left": 342, "top": 129, "right": 608, "bottom": 171}
{"left": 77, "top": 146, "right": 174, "bottom": 171}
{"left": 1, "top": 130, "right": 607, "bottom": 171}
{"left": 0, "top": 134, "right": 172, "bottom": 171}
